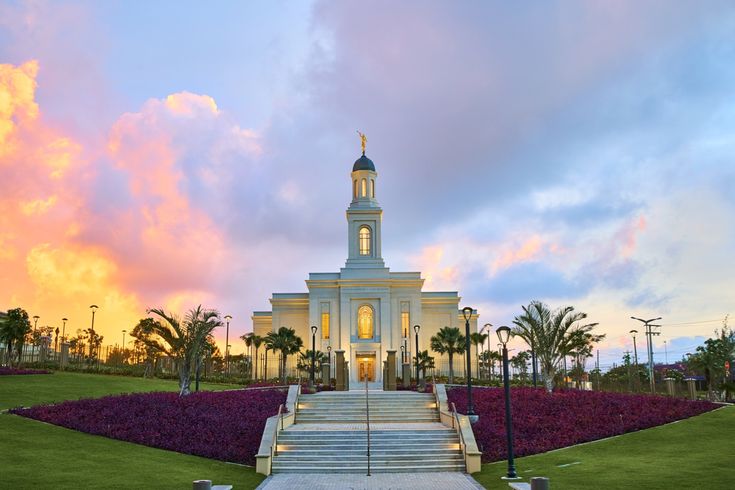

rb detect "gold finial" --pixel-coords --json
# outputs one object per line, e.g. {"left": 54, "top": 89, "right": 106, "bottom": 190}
{"left": 357, "top": 130, "right": 367, "bottom": 155}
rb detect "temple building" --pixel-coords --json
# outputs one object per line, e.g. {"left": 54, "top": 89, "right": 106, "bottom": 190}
{"left": 252, "top": 142, "right": 479, "bottom": 386}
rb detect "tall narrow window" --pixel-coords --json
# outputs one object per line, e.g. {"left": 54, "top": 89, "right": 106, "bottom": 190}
{"left": 321, "top": 303, "right": 330, "bottom": 340}
{"left": 359, "top": 226, "right": 371, "bottom": 256}
{"left": 361, "top": 178, "right": 367, "bottom": 197}
{"left": 370, "top": 179, "right": 375, "bottom": 198}
{"left": 353, "top": 180, "right": 357, "bottom": 199}
{"left": 401, "top": 302, "right": 410, "bottom": 337}
{"left": 358, "top": 305, "right": 374, "bottom": 339}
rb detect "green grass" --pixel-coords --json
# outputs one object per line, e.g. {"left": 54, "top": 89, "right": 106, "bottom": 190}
{"left": 1, "top": 371, "right": 263, "bottom": 488}
{"left": 0, "top": 414, "right": 264, "bottom": 489}
{"left": 475, "top": 406, "right": 734, "bottom": 490}
{"left": 0, "top": 371, "right": 240, "bottom": 410}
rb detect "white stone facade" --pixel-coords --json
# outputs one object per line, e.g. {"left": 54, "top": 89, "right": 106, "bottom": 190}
{"left": 252, "top": 152, "right": 479, "bottom": 385}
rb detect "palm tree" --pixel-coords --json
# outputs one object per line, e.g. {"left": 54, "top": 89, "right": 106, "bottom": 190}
{"left": 297, "top": 350, "right": 328, "bottom": 379}
{"left": 430, "top": 326, "right": 465, "bottom": 383}
{"left": 511, "top": 350, "right": 532, "bottom": 384}
{"left": 265, "top": 327, "right": 304, "bottom": 384}
{"left": 133, "top": 305, "right": 222, "bottom": 396}
{"left": 470, "top": 332, "right": 488, "bottom": 381}
{"left": 512, "top": 301, "right": 600, "bottom": 392}
{"left": 241, "top": 333, "right": 254, "bottom": 379}
{"left": 0, "top": 308, "right": 31, "bottom": 367}
{"left": 414, "top": 350, "right": 435, "bottom": 380}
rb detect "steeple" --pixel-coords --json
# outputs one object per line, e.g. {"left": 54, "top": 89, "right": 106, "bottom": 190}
{"left": 344, "top": 133, "right": 385, "bottom": 271}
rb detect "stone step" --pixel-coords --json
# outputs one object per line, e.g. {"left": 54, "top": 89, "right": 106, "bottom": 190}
{"left": 270, "top": 464, "right": 466, "bottom": 474}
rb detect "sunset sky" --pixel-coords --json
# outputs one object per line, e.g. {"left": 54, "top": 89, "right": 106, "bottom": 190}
{"left": 1, "top": 1, "right": 734, "bottom": 370}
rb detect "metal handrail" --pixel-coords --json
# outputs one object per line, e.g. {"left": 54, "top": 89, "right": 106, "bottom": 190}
{"left": 273, "top": 404, "right": 285, "bottom": 456}
{"left": 450, "top": 401, "right": 467, "bottom": 449}
{"left": 365, "top": 373, "right": 371, "bottom": 476}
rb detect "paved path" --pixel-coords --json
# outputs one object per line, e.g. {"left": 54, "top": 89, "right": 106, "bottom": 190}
{"left": 255, "top": 472, "right": 485, "bottom": 490}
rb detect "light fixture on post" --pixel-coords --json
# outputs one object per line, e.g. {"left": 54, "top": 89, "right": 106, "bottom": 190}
{"left": 400, "top": 344, "right": 405, "bottom": 364}
{"left": 89, "top": 305, "right": 98, "bottom": 360}
{"left": 61, "top": 318, "right": 68, "bottom": 343}
{"left": 327, "top": 345, "right": 332, "bottom": 382}
{"left": 413, "top": 324, "right": 420, "bottom": 384}
{"left": 629, "top": 329, "right": 639, "bottom": 365}
{"left": 224, "top": 315, "right": 232, "bottom": 376}
{"left": 121, "top": 330, "right": 127, "bottom": 365}
{"left": 32, "top": 315, "right": 40, "bottom": 362}
{"left": 462, "top": 306, "right": 477, "bottom": 422}
{"left": 480, "top": 323, "right": 492, "bottom": 380}
{"left": 497, "top": 325, "right": 518, "bottom": 480}
{"left": 310, "top": 325, "right": 318, "bottom": 387}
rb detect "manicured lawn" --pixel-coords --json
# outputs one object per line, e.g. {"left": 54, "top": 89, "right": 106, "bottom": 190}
{"left": 475, "top": 406, "right": 734, "bottom": 490}
{"left": 0, "top": 371, "right": 240, "bottom": 410}
{"left": 0, "top": 414, "right": 264, "bottom": 489}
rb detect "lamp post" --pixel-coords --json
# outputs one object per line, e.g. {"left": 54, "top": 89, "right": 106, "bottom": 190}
{"left": 310, "top": 325, "right": 317, "bottom": 386}
{"left": 121, "top": 329, "right": 127, "bottom": 365}
{"left": 32, "top": 315, "right": 39, "bottom": 362}
{"left": 89, "top": 305, "right": 98, "bottom": 359}
{"left": 327, "top": 345, "right": 332, "bottom": 381}
{"left": 483, "top": 323, "right": 492, "bottom": 380}
{"left": 62, "top": 318, "right": 68, "bottom": 343}
{"left": 224, "top": 315, "right": 232, "bottom": 376}
{"left": 403, "top": 338, "right": 408, "bottom": 364}
{"left": 497, "top": 325, "right": 518, "bottom": 479}
{"left": 630, "top": 329, "right": 639, "bottom": 365}
{"left": 400, "top": 345, "right": 405, "bottom": 364}
{"left": 461, "top": 306, "right": 476, "bottom": 421}
{"left": 413, "top": 325, "right": 420, "bottom": 383}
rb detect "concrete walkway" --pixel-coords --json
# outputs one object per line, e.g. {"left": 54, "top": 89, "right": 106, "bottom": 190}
{"left": 255, "top": 472, "right": 485, "bottom": 489}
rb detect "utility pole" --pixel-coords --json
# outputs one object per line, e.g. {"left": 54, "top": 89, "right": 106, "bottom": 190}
{"left": 596, "top": 350, "right": 600, "bottom": 391}
{"left": 631, "top": 316, "right": 661, "bottom": 394}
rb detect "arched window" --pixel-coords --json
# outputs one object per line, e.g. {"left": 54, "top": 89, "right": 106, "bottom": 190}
{"left": 353, "top": 180, "right": 357, "bottom": 199}
{"left": 370, "top": 179, "right": 375, "bottom": 198}
{"left": 361, "top": 178, "right": 367, "bottom": 197}
{"left": 358, "top": 305, "right": 374, "bottom": 339}
{"left": 359, "top": 226, "right": 371, "bottom": 256}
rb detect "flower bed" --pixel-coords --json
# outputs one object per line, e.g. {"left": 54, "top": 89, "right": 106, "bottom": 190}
{"left": 447, "top": 387, "right": 719, "bottom": 462}
{"left": 12, "top": 388, "right": 286, "bottom": 465}
{"left": 0, "top": 367, "right": 52, "bottom": 375}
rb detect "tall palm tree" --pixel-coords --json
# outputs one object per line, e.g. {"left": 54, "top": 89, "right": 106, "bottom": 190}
{"left": 251, "top": 334, "right": 263, "bottom": 380}
{"left": 134, "top": 305, "right": 222, "bottom": 396}
{"left": 512, "top": 301, "right": 599, "bottom": 392}
{"left": 266, "top": 327, "right": 304, "bottom": 384}
{"left": 0, "top": 308, "right": 32, "bottom": 367}
{"left": 470, "top": 332, "right": 488, "bottom": 381}
{"left": 430, "top": 326, "right": 465, "bottom": 383}
{"left": 241, "top": 333, "right": 254, "bottom": 379}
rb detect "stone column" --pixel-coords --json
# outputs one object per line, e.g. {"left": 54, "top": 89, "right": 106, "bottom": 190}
{"left": 402, "top": 363, "right": 411, "bottom": 388}
{"left": 386, "top": 350, "right": 397, "bottom": 391}
{"left": 382, "top": 361, "right": 388, "bottom": 390}
{"left": 686, "top": 378, "right": 697, "bottom": 400}
{"left": 665, "top": 378, "right": 675, "bottom": 397}
{"left": 344, "top": 361, "right": 350, "bottom": 391}
{"left": 321, "top": 364, "right": 330, "bottom": 385}
{"left": 60, "top": 343, "right": 69, "bottom": 369}
{"left": 335, "top": 350, "right": 346, "bottom": 391}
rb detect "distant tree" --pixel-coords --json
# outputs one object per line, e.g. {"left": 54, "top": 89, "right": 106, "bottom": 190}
{"left": 511, "top": 350, "right": 532, "bottom": 383}
{"left": 266, "top": 327, "right": 304, "bottom": 384}
{"left": 686, "top": 322, "right": 734, "bottom": 400}
{"left": 132, "top": 306, "right": 222, "bottom": 396}
{"left": 512, "top": 301, "right": 601, "bottom": 392}
{"left": 430, "top": 326, "right": 465, "bottom": 383}
{"left": 0, "top": 308, "right": 32, "bottom": 367}
{"left": 296, "top": 350, "right": 327, "bottom": 378}
{"left": 470, "top": 332, "right": 489, "bottom": 381}
{"left": 414, "top": 350, "right": 435, "bottom": 380}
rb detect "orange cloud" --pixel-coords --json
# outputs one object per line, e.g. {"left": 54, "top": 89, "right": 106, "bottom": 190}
{"left": 491, "top": 235, "right": 544, "bottom": 275}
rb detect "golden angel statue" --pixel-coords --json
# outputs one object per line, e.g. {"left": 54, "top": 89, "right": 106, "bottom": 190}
{"left": 357, "top": 130, "right": 367, "bottom": 155}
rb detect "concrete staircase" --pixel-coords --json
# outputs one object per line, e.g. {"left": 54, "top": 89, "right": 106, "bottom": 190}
{"left": 271, "top": 391, "right": 465, "bottom": 474}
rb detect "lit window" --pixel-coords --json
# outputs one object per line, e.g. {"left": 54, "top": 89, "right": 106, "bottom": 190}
{"left": 321, "top": 312, "right": 330, "bottom": 339}
{"left": 359, "top": 226, "right": 371, "bottom": 256}
{"left": 401, "top": 312, "right": 409, "bottom": 338}
{"left": 361, "top": 178, "right": 367, "bottom": 197}
{"left": 370, "top": 179, "right": 375, "bottom": 198}
{"left": 358, "top": 305, "right": 374, "bottom": 339}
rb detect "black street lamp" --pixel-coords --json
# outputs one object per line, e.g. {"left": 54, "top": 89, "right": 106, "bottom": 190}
{"left": 630, "top": 329, "right": 639, "bottom": 365}
{"left": 327, "top": 345, "right": 332, "bottom": 381}
{"left": 462, "top": 307, "right": 476, "bottom": 422}
{"left": 403, "top": 338, "right": 408, "bottom": 364}
{"left": 483, "top": 323, "right": 492, "bottom": 380}
{"left": 413, "top": 325, "right": 420, "bottom": 383}
{"left": 310, "top": 325, "right": 317, "bottom": 386}
{"left": 497, "top": 325, "right": 518, "bottom": 480}
{"left": 89, "top": 305, "right": 98, "bottom": 359}
{"left": 61, "top": 317, "right": 68, "bottom": 343}
{"left": 224, "top": 315, "right": 232, "bottom": 376}
{"left": 400, "top": 345, "right": 405, "bottom": 364}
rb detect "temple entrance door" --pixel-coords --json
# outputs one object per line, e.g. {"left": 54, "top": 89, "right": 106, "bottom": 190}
{"left": 357, "top": 354, "right": 376, "bottom": 382}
